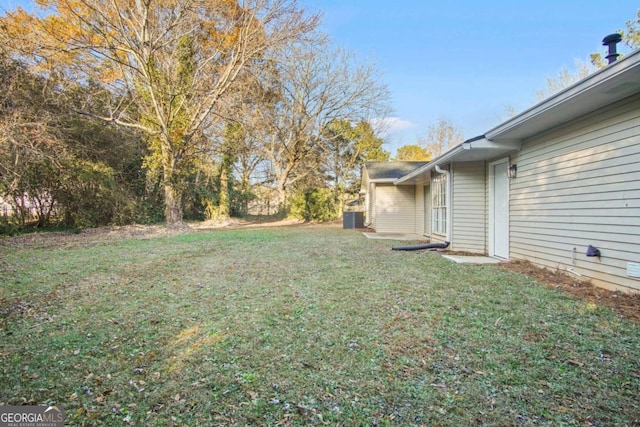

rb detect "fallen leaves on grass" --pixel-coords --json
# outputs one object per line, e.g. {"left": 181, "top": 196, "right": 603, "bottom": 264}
{"left": 500, "top": 260, "right": 640, "bottom": 324}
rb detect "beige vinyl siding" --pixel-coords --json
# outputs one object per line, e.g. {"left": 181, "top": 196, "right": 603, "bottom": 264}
{"left": 374, "top": 184, "right": 416, "bottom": 233}
{"left": 510, "top": 93, "right": 640, "bottom": 292}
{"left": 415, "top": 185, "right": 425, "bottom": 235}
{"left": 451, "top": 161, "right": 487, "bottom": 253}
{"left": 367, "top": 182, "right": 376, "bottom": 227}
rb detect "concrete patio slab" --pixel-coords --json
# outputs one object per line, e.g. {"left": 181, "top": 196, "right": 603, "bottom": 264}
{"left": 362, "top": 232, "right": 426, "bottom": 241}
{"left": 442, "top": 255, "right": 502, "bottom": 265}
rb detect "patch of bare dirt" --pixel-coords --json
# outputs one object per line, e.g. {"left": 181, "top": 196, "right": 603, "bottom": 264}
{"left": 499, "top": 259, "right": 640, "bottom": 324}
{"left": 0, "top": 217, "right": 314, "bottom": 249}
{"left": 0, "top": 224, "right": 192, "bottom": 249}
{"left": 191, "top": 217, "right": 304, "bottom": 231}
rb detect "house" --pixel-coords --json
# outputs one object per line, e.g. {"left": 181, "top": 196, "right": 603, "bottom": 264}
{"left": 361, "top": 161, "right": 427, "bottom": 233}
{"left": 364, "top": 46, "right": 640, "bottom": 293}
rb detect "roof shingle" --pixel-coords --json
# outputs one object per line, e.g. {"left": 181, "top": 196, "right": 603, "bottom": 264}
{"left": 364, "top": 162, "right": 428, "bottom": 181}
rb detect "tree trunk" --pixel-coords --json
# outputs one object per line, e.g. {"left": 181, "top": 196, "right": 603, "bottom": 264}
{"left": 274, "top": 161, "right": 297, "bottom": 214}
{"left": 218, "top": 165, "right": 230, "bottom": 218}
{"left": 161, "top": 133, "right": 184, "bottom": 225}
{"left": 164, "top": 182, "right": 183, "bottom": 225}
{"left": 275, "top": 179, "right": 287, "bottom": 214}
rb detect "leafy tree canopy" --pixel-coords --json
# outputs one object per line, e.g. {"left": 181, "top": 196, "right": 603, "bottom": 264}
{"left": 394, "top": 144, "right": 429, "bottom": 161}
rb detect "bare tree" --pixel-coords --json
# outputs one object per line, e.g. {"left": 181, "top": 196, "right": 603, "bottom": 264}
{"left": 246, "top": 35, "right": 391, "bottom": 209}
{"left": 536, "top": 59, "right": 596, "bottom": 101}
{"left": 0, "top": 0, "right": 319, "bottom": 224}
{"left": 418, "top": 118, "right": 464, "bottom": 159}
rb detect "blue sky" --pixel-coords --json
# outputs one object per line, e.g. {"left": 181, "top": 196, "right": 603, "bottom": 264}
{"left": 3, "top": 0, "right": 638, "bottom": 156}
{"left": 302, "top": 0, "right": 639, "bottom": 155}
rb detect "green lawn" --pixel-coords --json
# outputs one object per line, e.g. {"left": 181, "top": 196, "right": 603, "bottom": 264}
{"left": 1, "top": 224, "right": 639, "bottom": 426}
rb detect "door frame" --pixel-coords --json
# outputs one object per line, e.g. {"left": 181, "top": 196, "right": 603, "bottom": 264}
{"left": 423, "top": 184, "right": 430, "bottom": 237}
{"left": 488, "top": 158, "right": 510, "bottom": 258}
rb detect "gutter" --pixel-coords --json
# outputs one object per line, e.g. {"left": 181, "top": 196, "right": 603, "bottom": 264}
{"left": 389, "top": 162, "right": 452, "bottom": 251}
{"left": 394, "top": 135, "right": 505, "bottom": 185}
{"left": 393, "top": 147, "right": 461, "bottom": 185}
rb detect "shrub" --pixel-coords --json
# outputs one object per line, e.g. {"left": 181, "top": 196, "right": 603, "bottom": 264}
{"left": 289, "top": 187, "right": 339, "bottom": 221}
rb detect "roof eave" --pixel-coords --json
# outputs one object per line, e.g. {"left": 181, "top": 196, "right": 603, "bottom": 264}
{"left": 394, "top": 137, "right": 521, "bottom": 184}
{"left": 394, "top": 49, "right": 640, "bottom": 186}
{"left": 371, "top": 178, "right": 401, "bottom": 184}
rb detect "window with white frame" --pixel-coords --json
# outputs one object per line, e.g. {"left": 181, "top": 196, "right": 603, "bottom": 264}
{"left": 431, "top": 174, "right": 447, "bottom": 235}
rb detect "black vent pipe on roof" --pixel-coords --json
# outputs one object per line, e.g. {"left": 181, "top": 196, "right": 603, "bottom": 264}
{"left": 603, "top": 33, "right": 623, "bottom": 64}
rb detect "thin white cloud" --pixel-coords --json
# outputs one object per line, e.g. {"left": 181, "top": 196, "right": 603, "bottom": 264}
{"left": 369, "top": 117, "right": 415, "bottom": 135}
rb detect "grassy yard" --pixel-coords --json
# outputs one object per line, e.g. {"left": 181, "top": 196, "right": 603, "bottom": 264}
{"left": 1, "top": 224, "right": 639, "bottom": 426}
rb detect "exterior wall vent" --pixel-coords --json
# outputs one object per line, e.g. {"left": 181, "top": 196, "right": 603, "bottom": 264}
{"left": 627, "top": 262, "right": 640, "bottom": 278}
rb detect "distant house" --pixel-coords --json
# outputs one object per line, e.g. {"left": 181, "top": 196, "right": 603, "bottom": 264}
{"left": 0, "top": 195, "right": 45, "bottom": 220}
{"left": 361, "top": 161, "right": 427, "bottom": 233}
{"left": 363, "top": 47, "right": 640, "bottom": 293}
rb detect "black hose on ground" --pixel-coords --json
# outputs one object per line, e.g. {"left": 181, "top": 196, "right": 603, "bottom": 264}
{"left": 391, "top": 241, "right": 450, "bottom": 251}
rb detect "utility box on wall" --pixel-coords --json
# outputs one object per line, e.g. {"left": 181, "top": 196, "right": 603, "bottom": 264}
{"left": 343, "top": 211, "right": 364, "bottom": 229}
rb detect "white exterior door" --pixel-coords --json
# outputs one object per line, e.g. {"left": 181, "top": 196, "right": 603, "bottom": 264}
{"left": 490, "top": 160, "right": 509, "bottom": 258}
